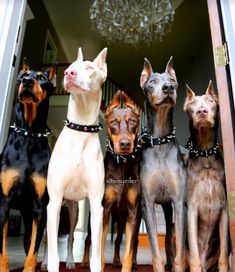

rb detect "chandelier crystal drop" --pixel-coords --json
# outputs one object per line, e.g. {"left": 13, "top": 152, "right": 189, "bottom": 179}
{"left": 89, "top": 0, "right": 175, "bottom": 48}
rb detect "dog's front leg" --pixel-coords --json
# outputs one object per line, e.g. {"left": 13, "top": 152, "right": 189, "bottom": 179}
{"left": 218, "top": 206, "right": 229, "bottom": 272}
{"left": 47, "top": 196, "right": 63, "bottom": 272}
{"left": 173, "top": 200, "right": 186, "bottom": 272}
{"left": 142, "top": 197, "right": 165, "bottom": 272}
{"left": 65, "top": 199, "right": 78, "bottom": 269}
{"left": 89, "top": 195, "right": 103, "bottom": 272}
{"left": 0, "top": 203, "right": 9, "bottom": 272}
{"left": 187, "top": 206, "right": 201, "bottom": 272}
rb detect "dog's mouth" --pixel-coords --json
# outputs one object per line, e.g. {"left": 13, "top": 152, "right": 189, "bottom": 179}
{"left": 155, "top": 96, "right": 176, "bottom": 107}
{"left": 18, "top": 88, "right": 39, "bottom": 103}
{"left": 196, "top": 119, "right": 213, "bottom": 128}
{"left": 64, "top": 80, "right": 89, "bottom": 93}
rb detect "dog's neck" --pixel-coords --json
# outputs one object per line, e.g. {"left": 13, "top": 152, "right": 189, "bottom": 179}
{"left": 15, "top": 99, "right": 49, "bottom": 131}
{"left": 190, "top": 121, "right": 218, "bottom": 151}
{"left": 67, "top": 90, "right": 102, "bottom": 126}
{"left": 145, "top": 101, "right": 174, "bottom": 138}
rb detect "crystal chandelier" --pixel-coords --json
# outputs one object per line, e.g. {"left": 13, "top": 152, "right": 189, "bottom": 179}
{"left": 89, "top": 0, "right": 175, "bottom": 48}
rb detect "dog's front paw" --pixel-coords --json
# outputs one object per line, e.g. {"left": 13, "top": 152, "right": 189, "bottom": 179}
{"left": 66, "top": 261, "right": 75, "bottom": 269}
{"left": 80, "top": 260, "right": 90, "bottom": 269}
{"left": 40, "top": 261, "right": 47, "bottom": 271}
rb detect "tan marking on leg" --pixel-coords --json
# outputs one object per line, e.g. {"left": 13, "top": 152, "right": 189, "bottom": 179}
{"left": 0, "top": 221, "right": 9, "bottom": 272}
{"left": 122, "top": 221, "right": 133, "bottom": 272}
{"left": 0, "top": 169, "right": 20, "bottom": 196}
{"left": 23, "top": 220, "right": 37, "bottom": 272}
{"left": 127, "top": 188, "right": 138, "bottom": 206}
{"left": 104, "top": 186, "right": 117, "bottom": 202}
{"left": 31, "top": 174, "right": 46, "bottom": 199}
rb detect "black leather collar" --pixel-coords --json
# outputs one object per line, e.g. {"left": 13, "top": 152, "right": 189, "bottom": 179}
{"left": 10, "top": 124, "right": 52, "bottom": 138}
{"left": 64, "top": 119, "right": 103, "bottom": 133}
{"left": 186, "top": 139, "right": 220, "bottom": 157}
{"left": 140, "top": 127, "right": 176, "bottom": 148}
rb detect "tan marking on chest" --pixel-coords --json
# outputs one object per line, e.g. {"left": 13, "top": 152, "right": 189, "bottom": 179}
{"left": 0, "top": 169, "right": 20, "bottom": 196}
{"left": 31, "top": 174, "right": 46, "bottom": 199}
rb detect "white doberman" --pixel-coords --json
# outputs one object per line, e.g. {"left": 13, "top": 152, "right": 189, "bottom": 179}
{"left": 46, "top": 47, "right": 107, "bottom": 272}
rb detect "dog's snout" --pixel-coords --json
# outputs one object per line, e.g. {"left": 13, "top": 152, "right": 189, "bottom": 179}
{"left": 22, "top": 77, "right": 34, "bottom": 87}
{"left": 196, "top": 108, "right": 208, "bottom": 116}
{"left": 162, "top": 84, "right": 174, "bottom": 95}
{"left": 119, "top": 139, "right": 131, "bottom": 149}
{"left": 64, "top": 68, "right": 77, "bottom": 78}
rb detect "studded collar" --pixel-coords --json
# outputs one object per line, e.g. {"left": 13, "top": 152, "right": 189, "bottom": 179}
{"left": 10, "top": 124, "right": 52, "bottom": 138}
{"left": 64, "top": 119, "right": 103, "bottom": 133}
{"left": 140, "top": 127, "right": 176, "bottom": 148}
{"left": 186, "top": 139, "right": 220, "bottom": 157}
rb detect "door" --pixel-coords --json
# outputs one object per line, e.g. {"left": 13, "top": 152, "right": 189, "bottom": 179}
{"left": 207, "top": 0, "right": 235, "bottom": 269}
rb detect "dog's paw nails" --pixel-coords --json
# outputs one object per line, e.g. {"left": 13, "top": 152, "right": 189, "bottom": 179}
{"left": 80, "top": 262, "right": 90, "bottom": 269}
{"left": 66, "top": 262, "right": 75, "bottom": 269}
{"left": 40, "top": 263, "right": 47, "bottom": 271}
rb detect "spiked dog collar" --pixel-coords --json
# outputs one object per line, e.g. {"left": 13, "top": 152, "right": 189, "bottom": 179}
{"left": 140, "top": 127, "right": 176, "bottom": 148}
{"left": 106, "top": 138, "right": 140, "bottom": 164}
{"left": 64, "top": 119, "right": 103, "bottom": 133}
{"left": 186, "top": 139, "right": 220, "bottom": 157}
{"left": 10, "top": 124, "right": 52, "bottom": 138}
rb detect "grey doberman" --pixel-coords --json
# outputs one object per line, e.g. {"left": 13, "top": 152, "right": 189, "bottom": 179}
{"left": 184, "top": 81, "right": 230, "bottom": 271}
{"left": 139, "top": 57, "right": 187, "bottom": 272}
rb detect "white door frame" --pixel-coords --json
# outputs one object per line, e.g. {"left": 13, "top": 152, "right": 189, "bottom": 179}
{"left": 0, "top": 0, "right": 33, "bottom": 152}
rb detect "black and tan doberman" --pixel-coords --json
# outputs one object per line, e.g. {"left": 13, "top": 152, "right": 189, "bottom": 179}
{"left": 139, "top": 57, "right": 187, "bottom": 272}
{"left": 0, "top": 58, "right": 56, "bottom": 271}
{"left": 184, "top": 81, "right": 230, "bottom": 271}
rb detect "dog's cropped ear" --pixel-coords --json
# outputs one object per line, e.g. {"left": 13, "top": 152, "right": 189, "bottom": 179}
{"left": 206, "top": 80, "right": 219, "bottom": 104}
{"left": 22, "top": 57, "right": 29, "bottom": 72}
{"left": 183, "top": 84, "right": 195, "bottom": 112}
{"left": 94, "top": 48, "right": 108, "bottom": 80}
{"left": 46, "top": 64, "right": 57, "bottom": 88}
{"left": 122, "top": 91, "right": 140, "bottom": 118}
{"left": 165, "top": 56, "right": 176, "bottom": 78}
{"left": 140, "top": 58, "right": 152, "bottom": 89}
{"left": 77, "top": 47, "right": 83, "bottom": 62}
{"left": 105, "top": 90, "right": 122, "bottom": 117}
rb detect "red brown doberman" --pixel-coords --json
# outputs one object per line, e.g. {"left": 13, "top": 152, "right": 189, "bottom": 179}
{"left": 0, "top": 58, "right": 56, "bottom": 271}
{"left": 81, "top": 91, "right": 141, "bottom": 272}
{"left": 184, "top": 81, "right": 230, "bottom": 271}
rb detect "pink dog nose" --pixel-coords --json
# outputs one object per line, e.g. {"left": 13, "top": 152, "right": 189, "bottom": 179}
{"left": 196, "top": 107, "right": 208, "bottom": 116}
{"left": 64, "top": 68, "right": 77, "bottom": 78}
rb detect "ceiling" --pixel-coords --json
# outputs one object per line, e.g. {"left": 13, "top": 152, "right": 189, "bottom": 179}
{"left": 42, "top": 0, "right": 211, "bottom": 104}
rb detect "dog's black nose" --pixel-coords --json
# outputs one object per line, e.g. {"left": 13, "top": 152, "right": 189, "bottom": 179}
{"left": 22, "top": 77, "right": 34, "bottom": 87}
{"left": 119, "top": 140, "right": 131, "bottom": 149}
{"left": 162, "top": 84, "right": 174, "bottom": 95}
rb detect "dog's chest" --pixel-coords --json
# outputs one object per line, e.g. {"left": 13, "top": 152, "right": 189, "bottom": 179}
{"left": 187, "top": 158, "right": 226, "bottom": 214}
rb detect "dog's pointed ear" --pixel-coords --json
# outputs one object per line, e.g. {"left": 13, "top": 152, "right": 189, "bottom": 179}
{"left": 140, "top": 58, "right": 152, "bottom": 89}
{"left": 47, "top": 64, "right": 57, "bottom": 88}
{"left": 105, "top": 90, "right": 121, "bottom": 118}
{"left": 77, "top": 47, "right": 83, "bottom": 62}
{"left": 122, "top": 91, "right": 140, "bottom": 118}
{"left": 22, "top": 57, "right": 29, "bottom": 72}
{"left": 183, "top": 84, "right": 195, "bottom": 112}
{"left": 206, "top": 80, "right": 219, "bottom": 104}
{"left": 165, "top": 56, "right": 176, "bottom": 78}
{"left": 94, "top": 47, "right": 108, "bottom": 81}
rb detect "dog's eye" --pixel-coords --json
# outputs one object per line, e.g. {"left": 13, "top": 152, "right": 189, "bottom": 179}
{"left": 170, "top": 78, "right": 175, "bottom": 83}
{"left": 149, "top": 79, "right": 156, "bottom": 84}
{"left": 87, "top": 66, "right": 94, "bottom": 70}
{"left": 129, "top": 119, "right": 136, "bottom": 126}
{"left": 111, "top": 120, "right": 118, "bottom": 126}
{"left": 209, "top": 99, "right": 214, "bottom": 103}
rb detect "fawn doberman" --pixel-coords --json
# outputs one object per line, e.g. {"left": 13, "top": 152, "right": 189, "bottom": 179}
{"left": 0, "top": 58, "right": 56, "bottom": 271}
{"left": 139, "top": 57, "right": 187, "bottom": 272}
{"left": 184, "top": 81, "right": 230, "bottom": 271}
{"left": 46, "top": 48, "right": 107, "bottom": 272}
{"left": 81, "top": 91, "right": 141, "bottom": 272}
